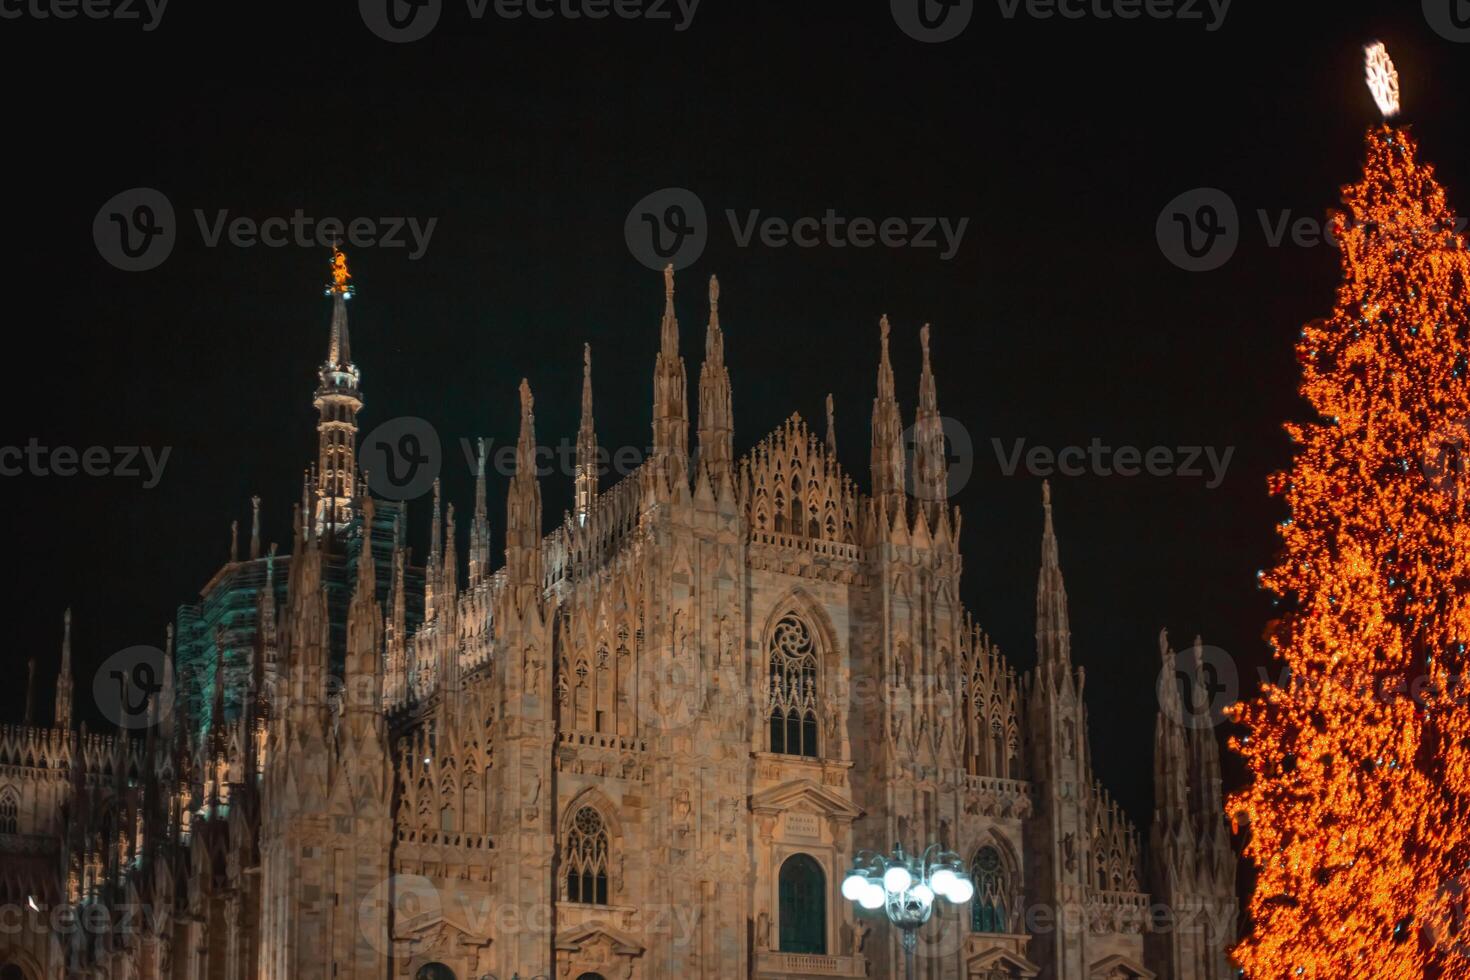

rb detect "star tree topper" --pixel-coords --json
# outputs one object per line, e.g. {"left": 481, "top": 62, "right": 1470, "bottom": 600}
{"left": 1364, "top": 41, "right": 1400, "bottom": 120}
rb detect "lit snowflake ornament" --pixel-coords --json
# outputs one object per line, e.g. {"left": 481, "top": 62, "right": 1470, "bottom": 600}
{"left": 1364, "top": 41, "right": 1400, "bottom": 120}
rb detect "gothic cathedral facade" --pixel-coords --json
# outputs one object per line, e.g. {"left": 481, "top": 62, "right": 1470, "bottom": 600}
{"left": 0, "top": 254, "right": 1236, "bottom": 979}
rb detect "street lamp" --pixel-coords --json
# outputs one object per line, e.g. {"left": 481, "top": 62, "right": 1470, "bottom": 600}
{"left": 842, "top": 842, "right": 974, "bottom": 980}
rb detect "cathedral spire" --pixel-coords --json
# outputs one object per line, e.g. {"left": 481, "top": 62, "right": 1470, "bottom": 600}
{"left": 651, "top": 264, "right": 689, "bottom": 462}
{"left": 346, "top": 497, "right": 385, "bottom": 718}
{"left": 825, "top": 393, "right": 837, "bottom": 458}
{"left": 913, "top": 324, "right": 948, "bottom": 506}
{"left": 314, "top": 246, "right": 363, "bottom": 536}
{"left": 506, "top": 379, "right": 543, "bottom": 588}
{"left": 1036, "top": 481, "right": 1072, "bottom": 670}
{"left": 249, "top": 495, "right": 261, "bottom": 560}
{"left": 697, "top": 274, "right": 734, "bottom": 486}
{"left": 1153, "top": 629, "right": 1192, "bottom": 829}
{"left": 1188, "top": 635, "right": 1231, "bottom": 860}
{"left": 426, "top": 478, "right": 443, "bottom": 619}
{"left": 575, "top": 345, "right": 599, "bottom": 523}
{"left": 870, "top": 315, "right": 905, "bottom": 516}
{"left": 469, "top": 438, "right": 492, "bottom": 585}
{"left": 385, "top": 514, "right": 408, "bottom": 707}
{"left": 55, "top": 607, "right": 73, "bottom": 730}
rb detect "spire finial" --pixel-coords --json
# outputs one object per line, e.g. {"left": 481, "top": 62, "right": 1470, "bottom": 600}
{"left": 709, "top": 273, "right": 719, "bottom": 311}
{"left": 230, "top": 520, "right": 239, "bottom": 563}
{"left": 249, "top": 495, "right": 261, "bottom": 560}
{"left": 325, "top": 244, "right": 354, "bottom": 300}
{"left": 520, "top": 377, "right": 534, "bottom": 415}
{"left": 664, "top": 263, "right": 675, "bottom": 307}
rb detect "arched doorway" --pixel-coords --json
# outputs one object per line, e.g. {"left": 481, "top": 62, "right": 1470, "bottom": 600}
{"left": 1, "top": 964, "right": 30, "bottom": 980}
{"left": 574, "top": 974, "right": 608, "bottom": 980}
{"left": 415, "top": 964, "right": 456, "bottom": 980}
{"left": 778, "top": 853, "right": 827, "bottom": 954}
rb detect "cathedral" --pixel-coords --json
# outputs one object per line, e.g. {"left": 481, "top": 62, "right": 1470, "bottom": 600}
{"left": 0, "top": 251, "right": 1237, "bottom": 979}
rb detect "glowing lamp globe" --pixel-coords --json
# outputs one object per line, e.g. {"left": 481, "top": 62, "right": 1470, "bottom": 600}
{"left": 859, "top": 882, "right": 885, "bottom": 910}
{"left": 948, "top": 877, "right": 974, "bottom": 903}
{"left": 841, "top": 873, "right": 868, "bottom": 901}
{"left": 910, "top": 883, "right": 935, "bottom": 908}
{"left": 883, "top": 865, "right": 912, "bottom": 894}
{"left": 930, "top": 867, "right": 958, "bottom": 899}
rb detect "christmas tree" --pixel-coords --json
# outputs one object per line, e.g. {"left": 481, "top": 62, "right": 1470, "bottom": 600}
{"left": 1230, "top": 45, "right": 1470, "bottom": 978}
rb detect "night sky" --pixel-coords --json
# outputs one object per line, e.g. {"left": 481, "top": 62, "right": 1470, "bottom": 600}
{"left": 3, "top": 1, "right": 1467, "bottom": 844}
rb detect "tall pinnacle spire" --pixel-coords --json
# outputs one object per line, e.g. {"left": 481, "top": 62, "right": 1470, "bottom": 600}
{"left": 825, "top": 393, "right": 837, "bottom": 458}
{"left": 870, "top": 315, "right": 905, "bottom": 516}
{"left": 651, "top": 264, "right": 689, "bottom": 462}
{"left": 697, "top": 274, "right": 734, "bottom": 484}
{"left": 506, "top": 379, "right": 543, "bottom": 588}
{"left": 470, "top": 438, "right": 492, "bottom": 585}
{"left": 426, "top": 478, "right": 443, "bottom": 619}
{"left": 913, "top": 324, "right": 948, "bottom": 506}
{"left": 575, "top": 345, "right": 599, "bottom": 523}
{"left": 249, "top": 495, "right": 261, "bottom": 560}
{"left": 55, "top": 607, "right": 73, "bottom": 730}
{"left": 346, "top": 497, "right": 384, "bottom": 719}
{"left": 314, "top": 245, "right": 363, "bottom": 536}
{"left": 1036, "top": 480, "right": 1072, "bottom": 669}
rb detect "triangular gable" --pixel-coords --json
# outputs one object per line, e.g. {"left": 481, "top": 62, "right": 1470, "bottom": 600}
{"left": 555, "top": 921, "right": 646, "bottom": 956}
{"left": 1089, "top": 953, "right": 1156, "bottom": 979}
{"left": 750, "top": 778, "right": 862, "bottom": 821}
{"left": 965, "top": 945, "right": 1041, "bottom": 977}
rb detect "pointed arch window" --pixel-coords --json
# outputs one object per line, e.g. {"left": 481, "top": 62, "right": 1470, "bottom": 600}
{"left": 971, "top": 846, "right": 1009, "bottom": 934}
{"left": 565, "top": 806, "right": 610, "bottom": 905}
{"left": 767, "top": 615, "right": 819, "bottom": 758}
{"left": 0, "top": 789, "right": 18, "bottom": 835}
{"left": 778, "top": 853, "right": 826, "bottom": 954}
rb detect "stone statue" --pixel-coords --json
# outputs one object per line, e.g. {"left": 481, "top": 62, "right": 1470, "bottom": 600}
{"left": 756, "top": 911, "right": 771, "bottom": 949}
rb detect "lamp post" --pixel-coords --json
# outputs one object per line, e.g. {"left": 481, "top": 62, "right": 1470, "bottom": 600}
{"left": 841, "top": 842, "right": 974, "bottom": 980}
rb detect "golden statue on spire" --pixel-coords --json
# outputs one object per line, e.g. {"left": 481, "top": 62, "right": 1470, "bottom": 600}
{"left": 326, "top": 243, "right": 355, "bottom": 299}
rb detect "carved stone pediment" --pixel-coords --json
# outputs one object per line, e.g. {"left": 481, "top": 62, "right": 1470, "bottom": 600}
{"left": 555, "top": 921, "right": 645, "bottom": 956}
{"left": 750, "top": 778, "right": 861, "bottom": 823}
{"left": 965, "top": 945, "right": 1040, "bottom": 978}
{"left": 1088, "top": 953, "right": 1156, "bottom": 979}
{"left": 555, "top": 921, "right": 645, "bottom": 979}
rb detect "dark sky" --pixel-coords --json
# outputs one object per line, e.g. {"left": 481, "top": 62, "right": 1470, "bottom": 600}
{"left": 2, "top": 1, "right": 1465, "bottom": 835}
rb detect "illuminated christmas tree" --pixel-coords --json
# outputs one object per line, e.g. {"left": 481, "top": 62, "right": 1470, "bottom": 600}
{"left": 1230, "top": 44, "right": 1470, "bottom": 978}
